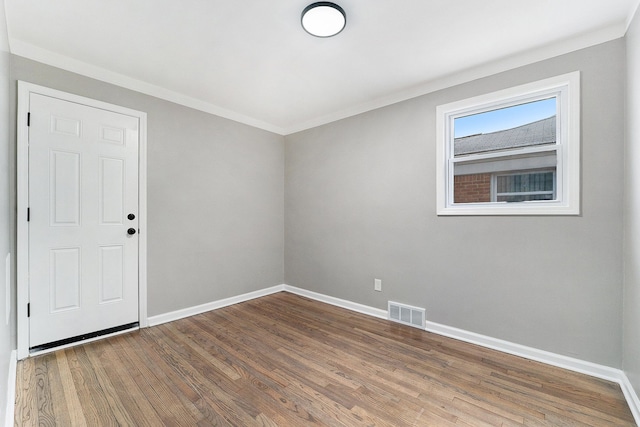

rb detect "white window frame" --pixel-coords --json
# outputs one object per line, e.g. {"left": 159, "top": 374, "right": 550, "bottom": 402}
{"left": 436, "top": 71, "right": 580, "bottom": 215}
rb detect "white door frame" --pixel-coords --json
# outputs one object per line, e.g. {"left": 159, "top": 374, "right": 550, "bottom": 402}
{"left": 16, "top": 81, "right": 148, "bottom": 359}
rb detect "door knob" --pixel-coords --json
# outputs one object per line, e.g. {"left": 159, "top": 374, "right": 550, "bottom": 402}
{"left": 127, "top": 228, "right": 137, "bottom": 235}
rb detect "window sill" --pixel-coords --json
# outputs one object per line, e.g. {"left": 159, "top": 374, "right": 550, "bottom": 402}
{"left": 437, "top": 201, "right": 580, "bottom": 216}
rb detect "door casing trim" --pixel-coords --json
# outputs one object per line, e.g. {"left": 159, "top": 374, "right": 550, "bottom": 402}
{"left": 16, "top": 81, "right": 148, "bottom": 359}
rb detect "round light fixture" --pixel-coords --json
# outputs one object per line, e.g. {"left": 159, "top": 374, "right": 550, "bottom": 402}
{"left": 301, "top": 2, "right": 346, "bottom": 38}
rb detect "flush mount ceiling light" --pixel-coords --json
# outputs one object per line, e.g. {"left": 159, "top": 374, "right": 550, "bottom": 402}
{"left": 301, "top": 2, "right": 346, "bottom": 38}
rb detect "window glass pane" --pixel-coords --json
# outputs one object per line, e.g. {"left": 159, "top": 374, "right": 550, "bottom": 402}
{"left": 496, "top": 171, "right": 554, "bottom": 193}
{"left": 452, "top": 97, "right": 558, "bottom": 204}
{"left": 497, "top": 194, "right": 555, "bottom": 202}
{"left": 453, "top": 152, "right": 557, "bottom": 204}
{"left": 495, "top": 170, "right": 556, "bottom": 202}
{"left": 453, "top": 172, "right": 492, "bottom": 203}
{"left": 454, "top": 98, "right": 556, "bottom": 157}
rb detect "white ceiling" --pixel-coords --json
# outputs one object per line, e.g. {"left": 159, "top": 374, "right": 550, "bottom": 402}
{"left": 4, "top": 0, "right": 639, "bottom": 135}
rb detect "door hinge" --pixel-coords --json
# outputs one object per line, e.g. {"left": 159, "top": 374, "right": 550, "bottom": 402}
{"left": 27, "top": 303, "right": 30, "bottom": 318}
{"left": 27, "top": 207, "right": 30, "bottom": 222}
{"left": 27, "top": 112, "right": 30, "bottom": 127}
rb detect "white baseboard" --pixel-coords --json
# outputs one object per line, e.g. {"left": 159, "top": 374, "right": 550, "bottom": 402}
{"left": 424, "top": 320, "right": 623, "bottom": 382}
{"left": 283, "top": 285, "right": 388, "bottom": 319}
{"left": 621, "top": 372, "right": 640, "bottom": 425}
{"left": 144, "top": 284, "right": 639, "bottom": 425}
{"left": 4, "top": 350, "right": 16, "bottom": 427}
{"left": 147, "top": 285, "right": 285, "bottom": 326}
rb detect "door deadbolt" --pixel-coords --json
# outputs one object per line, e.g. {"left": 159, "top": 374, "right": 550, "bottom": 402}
{"left": 127, "top": 213, "right": 135, "bottom": 220}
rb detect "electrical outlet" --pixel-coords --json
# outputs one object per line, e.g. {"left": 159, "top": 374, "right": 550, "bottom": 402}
{"left": 374, "top": 278, "right": 382, "bottom": 292}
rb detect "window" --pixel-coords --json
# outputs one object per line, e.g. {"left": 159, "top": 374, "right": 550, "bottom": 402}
{"left": 436, "top": 72, "right": 580, "bottom": 215}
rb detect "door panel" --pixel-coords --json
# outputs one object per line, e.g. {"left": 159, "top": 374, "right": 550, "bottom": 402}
{"left": 49, "top": 248, "right": 80, "bottom": 312}
{"left": 50, "top": 150, "right": 81, "bottom": 226}
{"left": 99, "top": 245, "right": 124, "bottom": 303}
{"left": 50, "top": 115, "right": 81, "bottom": 137}
{"left": 99, "top": 157, "right": 125, "bottom": 225}
{"left": 29, "top": 93, "right": 140, "bottom": 348}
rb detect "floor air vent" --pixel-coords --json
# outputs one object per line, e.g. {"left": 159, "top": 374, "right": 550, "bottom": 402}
{"left": 388, "top": 301, "right": 425, "bottom": 329}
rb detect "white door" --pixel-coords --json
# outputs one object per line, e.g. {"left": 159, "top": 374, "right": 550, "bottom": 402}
{"left": 28, "top": 92, "right": 140, "bottom": 348}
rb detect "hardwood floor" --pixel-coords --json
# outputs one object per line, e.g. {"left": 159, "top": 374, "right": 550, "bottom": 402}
{"left": 15, "top": 292, "right": 636, "bottom": 426}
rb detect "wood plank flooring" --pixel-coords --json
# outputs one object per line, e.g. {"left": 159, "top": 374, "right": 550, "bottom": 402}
{"left": 15, "top": 292, "right": 636, "bottom": 426}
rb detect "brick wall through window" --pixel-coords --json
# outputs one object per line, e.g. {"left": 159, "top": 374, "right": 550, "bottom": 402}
{"left": 454, "top": 173, "right": 492, "bottom": 203}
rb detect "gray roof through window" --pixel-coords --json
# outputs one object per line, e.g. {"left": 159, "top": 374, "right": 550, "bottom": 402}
{"left": 454, "top": 116, "right": 556, "bottom": 156}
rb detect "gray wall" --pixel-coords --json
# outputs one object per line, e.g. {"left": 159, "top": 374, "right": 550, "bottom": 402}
{"left": 624, "top": 7, "right": 640, "bottom": 394}
{"left": 0, "top": 10, "right": 12, "bottom": 420}
{"left": 285, "top": 40, "right": 626, "bottom": 367}
{"left": 10, "top": 56, "right": 285, "bottom": 317}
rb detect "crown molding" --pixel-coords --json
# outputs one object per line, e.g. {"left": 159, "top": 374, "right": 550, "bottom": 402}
{"left": 283, "top": 21, "right": 625, "bottom": 135}
{"left": 7, "top": 20, "right": 627, "bottom": 136}
{"left": 8, "top": 40, "right": 286, "bottom": 135}
{"left": 625, "top": 0, "right": 640, "bottom": 32}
